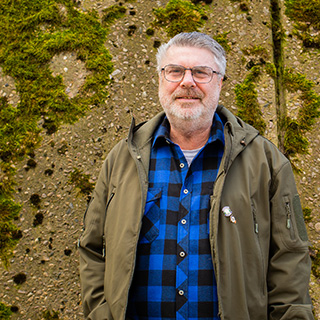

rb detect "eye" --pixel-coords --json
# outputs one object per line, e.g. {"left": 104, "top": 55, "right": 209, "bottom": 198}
{"left": 167, "top": 66, "right": 183, "bottom": 74}
{"left": 193, "top": 67, "right": 210, "bottom": 78}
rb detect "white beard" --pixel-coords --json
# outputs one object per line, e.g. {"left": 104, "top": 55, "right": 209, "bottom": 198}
{"left": 159, "top": 88, "right": 220, "bottom": 132}
{"left": 160, "top": 88, "right": 204, "bottom": 119}
{"left": 167, "top": 101, "right": 204, "bottom": 120}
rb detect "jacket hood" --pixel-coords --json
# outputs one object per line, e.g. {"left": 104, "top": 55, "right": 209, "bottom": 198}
{"left": 215, "top": 105, "right": 260, "bottom": 169}
{"left": 127, "top": 111, "right": 165, "bottom": 149}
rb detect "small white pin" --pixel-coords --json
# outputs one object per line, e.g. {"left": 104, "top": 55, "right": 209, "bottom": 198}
{"left": 222, "top": 206, "right": 236, "bottom": 224}
{"left": 222, "top": 206, "right": 232, "bottom": 217}
{"left": 230, "top": 215, "right": 237, "bottom": 224}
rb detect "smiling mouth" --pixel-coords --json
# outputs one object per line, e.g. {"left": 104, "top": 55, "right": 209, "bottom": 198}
{"left": 176, "top": 96, "right": 199, "bottom": 100}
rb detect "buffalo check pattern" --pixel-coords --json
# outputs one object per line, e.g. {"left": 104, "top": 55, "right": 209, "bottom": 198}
{"left": 127, "top": 115, "right": 224, "bottom": 320}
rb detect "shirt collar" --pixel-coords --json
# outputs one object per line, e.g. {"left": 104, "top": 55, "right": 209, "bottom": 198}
{"left": 152, "top": 113, "right": 225, "bottom": 148}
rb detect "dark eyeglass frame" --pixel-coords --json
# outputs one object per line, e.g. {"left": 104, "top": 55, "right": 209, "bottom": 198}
{"left": 161, "top": 64, "right": 221, "bottom": 84}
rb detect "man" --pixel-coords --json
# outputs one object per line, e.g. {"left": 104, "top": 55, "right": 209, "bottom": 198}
{"left": 78, "top": 32, "right": 313, "bottom": 319}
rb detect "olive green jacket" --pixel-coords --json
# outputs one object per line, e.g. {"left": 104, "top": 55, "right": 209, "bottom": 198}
{"left": 78, "top": 106, "right": 313, "bottom": 320}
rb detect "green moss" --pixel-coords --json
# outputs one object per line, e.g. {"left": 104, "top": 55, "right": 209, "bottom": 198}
{"left": 238, "top": 12, "right": 319, "bottom": 162}
{"left": 0, "top": 302, "right": 12, "bottom": 320}
{"left": 0, "top": 195, "right": 22, "bottom": 269}
{"left": 284, "top": 0, "right": 320, "bottom": 48}
{"left": 0, "top": 0, "right": 113, "bottom": 137}
{"left": 284, "top": 118, "right": 309, "bottom": 157}
{"left": 69, "top": 168, "right": 94, "bottom": 197}
{"left": 310, "top": 246, "right": 320, "bottom": 279}
{"left": 0, "top": 97, "right": 40, "bottom": 164}
{"left": 150, "top": 0, "right": 230, "bottom": 52}
{"left": 235, "top": 66, "right": 266, "bottom": 135}
{"left": 235, "top": 44, "right": 274, "bottom": 135}
{"left": 303, "top": 207, "right": 312, "bottom": 223}
{"left": 102, "top": 5, "right": 126, "bottom": 26}
{"left": 151, "top": 0, "right": 207, "bottom": 37}
{"left": 284, "top": 69, "right": 320, "bottom": 129}
{"left": 265, "top": 62, "right": 276, "bottom": 78}
{"left": 0, "top": 0, "right": 126, "bottom": 268}
{"left": 213, "top": 32, "right": 231, "bottom": 52}
{"left": 42, "top": 310, "right": 60, "bottom": 319}
{"left": 242, "top": 45, "right": 269, "bottom": 60}
{"left": 282, "top": 68, "right": 320, "bottom": 158}
{"left": 270, "top": 0, "right": 286, "bottom": 47}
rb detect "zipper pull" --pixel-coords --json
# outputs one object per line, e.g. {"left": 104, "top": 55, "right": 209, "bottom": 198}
{"left": 285, "top": 202, "right": 291, "bottom": 229}
{"left": 251, "top": 205, "right": 259, "bottom": 234}
{"left": 286, "top": 218, "right": 291, "bottom": 229}
{"left": 255, "top": 223, "right": 259, "bottom": 234}
{"left": 102, "top": 235, "right": 106, "bottom": 258}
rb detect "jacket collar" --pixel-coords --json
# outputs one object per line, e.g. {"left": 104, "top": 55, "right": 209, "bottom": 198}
{"left": 215, "top": 105, "right": 260, "bottom": 171}
{"left": 216, "top": 105, "right": 259, "bottom": 143}
{"left": 127, "top": 105, "right": 259, "bottom": 154}
{"left": 127, "top": 111, "right": 166, "bottom": 149}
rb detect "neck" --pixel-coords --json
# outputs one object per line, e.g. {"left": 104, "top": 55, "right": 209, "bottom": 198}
{"left": 169, "top": 123, "right": 211, "bottom": 150}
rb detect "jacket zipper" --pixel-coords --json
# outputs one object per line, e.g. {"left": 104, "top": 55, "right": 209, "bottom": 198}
{"left": 82, "top": 196, "right": 94, "bottom": 231}
{"left": 223, "top": 123, "right": 233, "bottom": 172}
{"left": 77, "top": 197, "right": 94, "bottom": 248}
{"left": 252, "top": 204, "right": 259, "bottom": 234}
{"left": 102, "top": 191, "right": 115, "bottom": 258}
{"left": 285, "top": 201, "right": 295, "bottom": 240}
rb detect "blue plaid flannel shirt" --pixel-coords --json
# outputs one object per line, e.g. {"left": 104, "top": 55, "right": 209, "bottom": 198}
{"left": 127, "top": 114, "right": 224, "bottom": 319}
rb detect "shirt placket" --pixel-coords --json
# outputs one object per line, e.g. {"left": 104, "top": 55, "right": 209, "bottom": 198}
{"left": 176, "top": 155, "right": 192, "bottom": 320}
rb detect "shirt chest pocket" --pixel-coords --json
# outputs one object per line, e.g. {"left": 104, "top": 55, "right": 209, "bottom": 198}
{"left": 139, "top": 188, "right": 162, "bottom": 243}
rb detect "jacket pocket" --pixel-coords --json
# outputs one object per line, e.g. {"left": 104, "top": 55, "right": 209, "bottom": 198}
{"left": 278, "top": 195, "right": 308, "bottom": 250}
{"left": 251, "top": 202, "right": 266, "bottom": 293}
{"left": 77, "top": 196, "right": 95, "bottom": 249}
{"left": 102, "top": 189, "right": 116, "bottom": 257}
{"left": 82, "top": 196, "right": 94, "bottom": 231}
{"left": 139, "top": 188, "right": 162, "bottom": 243}
{"left": 284, "top": 196, "right": 295, "bottom": 240}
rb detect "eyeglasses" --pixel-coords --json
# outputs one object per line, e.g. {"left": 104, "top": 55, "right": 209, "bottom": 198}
{"left": 161, "top": 64, "right": 221, "bottom": 84}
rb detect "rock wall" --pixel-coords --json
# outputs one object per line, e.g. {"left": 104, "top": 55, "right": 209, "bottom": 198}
{"left": 0, "top": 0, "right": 319, "bottom": 318}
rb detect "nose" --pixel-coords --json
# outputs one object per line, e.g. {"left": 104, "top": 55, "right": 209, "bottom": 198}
{"left": 180, "top": 69, "right": 196, "bottom": 87}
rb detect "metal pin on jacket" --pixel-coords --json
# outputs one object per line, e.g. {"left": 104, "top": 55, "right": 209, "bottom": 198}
{"left": 222, "top": 206, "right": 236, "bottom": 224}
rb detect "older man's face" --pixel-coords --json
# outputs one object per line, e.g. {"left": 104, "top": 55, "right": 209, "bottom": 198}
{"left": 158, "top": 45, "right": 223, "bottom": 130}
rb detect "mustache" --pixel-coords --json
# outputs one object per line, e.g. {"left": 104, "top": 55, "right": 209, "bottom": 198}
{"left": 173, "top": 89, "right": 203, "bottom": 99}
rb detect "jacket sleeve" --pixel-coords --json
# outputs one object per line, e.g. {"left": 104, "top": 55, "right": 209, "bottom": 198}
{"left": 268, "top": 160, "right": 314, "bottom": 319}
{"left": 78, "top": 158, "right": 113, "bottom": 320}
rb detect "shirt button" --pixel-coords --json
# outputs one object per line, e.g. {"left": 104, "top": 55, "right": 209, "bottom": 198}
{"left": 179, "top": 251, "right": 185, "bottom": 257}
{"left": 180, "top": 163, "right": 185, "bottom": 169}
{"left": 178, "top": 290, "right": 184, "bottom": 296}
{"left": 183, "top": 189, "right": 188, "bottom": 194}
{"left": 181, "top": 219, "right": 187, "bottom": 225}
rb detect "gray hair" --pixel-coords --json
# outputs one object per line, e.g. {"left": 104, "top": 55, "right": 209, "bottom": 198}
{"left": 156, "top": 32, "right": 226, "bottom": 78}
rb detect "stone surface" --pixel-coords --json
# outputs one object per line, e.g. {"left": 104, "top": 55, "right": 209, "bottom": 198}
{"left": 0, "top": 0, "right": 319, "bottom": 319}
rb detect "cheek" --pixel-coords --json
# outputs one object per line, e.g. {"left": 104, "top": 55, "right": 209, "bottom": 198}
{"left": 159, "top": 81, "right": 178, "bottom": 98}
{"left": 206, "top": 82, "right": 222, "bottom": 97}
